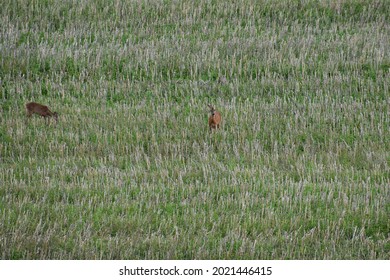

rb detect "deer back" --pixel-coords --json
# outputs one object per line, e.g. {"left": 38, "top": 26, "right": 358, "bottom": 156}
{"left": 26, "top": 102, "right": 52, "bottom": 116}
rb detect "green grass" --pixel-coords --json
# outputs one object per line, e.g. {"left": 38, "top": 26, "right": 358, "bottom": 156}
{"left": 1, "top": 0, "right": 389, "bottom": 259}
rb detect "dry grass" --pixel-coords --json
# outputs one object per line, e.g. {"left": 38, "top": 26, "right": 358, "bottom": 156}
{"left": 0, "top": 0, "right": 389, "bottom": 259}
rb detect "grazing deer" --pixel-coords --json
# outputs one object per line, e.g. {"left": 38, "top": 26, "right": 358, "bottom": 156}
{"left": 25, "top": 102, "right": 58, "bottom": 124}
{"left": 208, "top": 104, "right": 222, "bottom": 131}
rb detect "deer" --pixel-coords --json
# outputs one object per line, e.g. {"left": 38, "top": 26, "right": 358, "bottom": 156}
{"left": 208, "top": 104, "right": 222, "bottom": 131}
{"left": 25, "top": 102, "right": 58, "bottom": 124}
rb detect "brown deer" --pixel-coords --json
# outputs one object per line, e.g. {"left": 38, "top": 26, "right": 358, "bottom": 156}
{"left": 26, "top": 102, "right": 58, "bottom": 124}
{"left": 208, "top": 104, "right": 221, "bottom": 131}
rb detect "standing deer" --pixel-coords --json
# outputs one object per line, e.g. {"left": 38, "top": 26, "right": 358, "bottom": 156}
{"left": 208, "top": 104, "right": 222, "bottom": 131}
{"left": 25, "top": 102, "right": 58, "bottom": 124}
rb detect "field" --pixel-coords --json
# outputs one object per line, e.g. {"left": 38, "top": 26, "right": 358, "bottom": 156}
{"left": 0, "top": 0, "right": 389, "bottom": 259}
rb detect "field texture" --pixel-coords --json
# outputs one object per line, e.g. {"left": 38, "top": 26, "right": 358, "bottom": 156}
{"left": 0, "top": 0, "right": 389, "bottom": 259}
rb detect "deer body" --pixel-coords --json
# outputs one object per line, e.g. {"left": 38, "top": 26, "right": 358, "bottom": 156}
{"left": 208, "top": 105, "right": 221, "bottom": 131}
{"left": 26, "top": 102, "right": 58, "bottom": 123}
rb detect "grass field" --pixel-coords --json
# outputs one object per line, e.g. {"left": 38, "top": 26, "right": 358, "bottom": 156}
{"left": 0, "top": 0, "right": 389, "bottom": 259}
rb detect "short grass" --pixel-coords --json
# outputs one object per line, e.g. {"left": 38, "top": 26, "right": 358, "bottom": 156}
{"left": 0, "top": 0, "right": 389, "bottom": 259}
